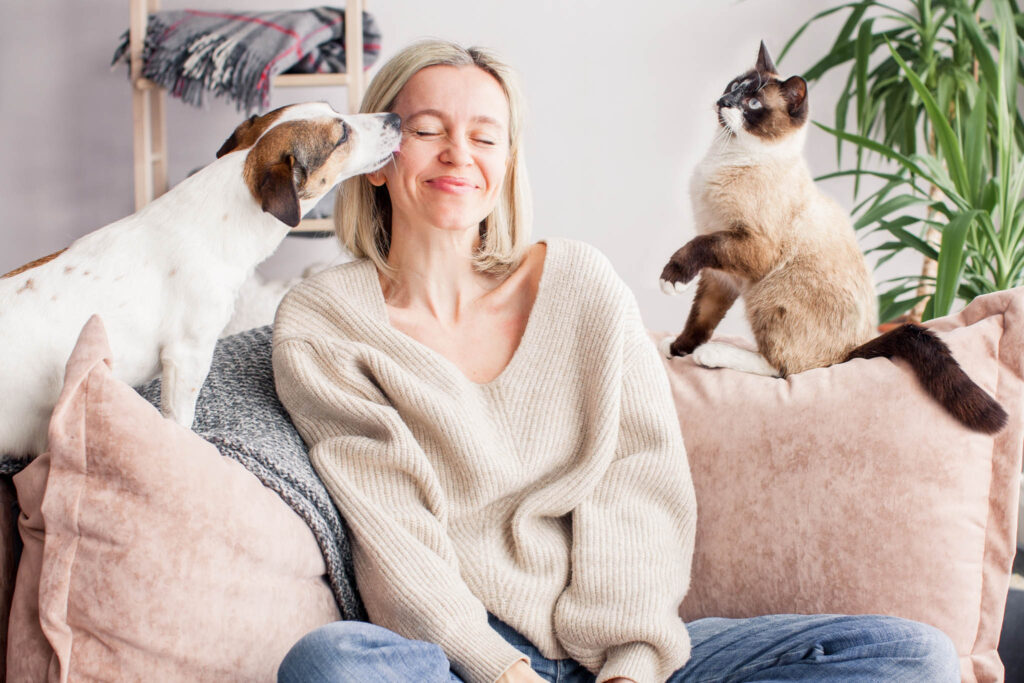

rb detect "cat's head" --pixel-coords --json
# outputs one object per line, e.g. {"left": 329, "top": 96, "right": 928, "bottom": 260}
{"left": 716, "top": 42, "right": 808, "bottom": 143}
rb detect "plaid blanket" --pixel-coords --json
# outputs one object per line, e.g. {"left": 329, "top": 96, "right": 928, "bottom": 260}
{"left": 112, "top": 7, "right": 381, "bottom": 112}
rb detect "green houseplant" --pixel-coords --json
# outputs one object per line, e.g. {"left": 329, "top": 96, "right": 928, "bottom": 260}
{"left": 778, "top": 0, "right": 1024, "bottom": 322}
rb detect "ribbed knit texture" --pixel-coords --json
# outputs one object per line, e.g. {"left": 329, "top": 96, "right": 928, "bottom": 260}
{"left": 272, "top": 238, "right": 697, "bottom": 683}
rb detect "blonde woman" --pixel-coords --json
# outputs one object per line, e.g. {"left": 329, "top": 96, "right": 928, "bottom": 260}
{"left": 272, "top": 40, "right": 958, "bottom": 683}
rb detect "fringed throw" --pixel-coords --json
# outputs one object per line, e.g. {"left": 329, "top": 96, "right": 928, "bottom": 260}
{"left": 112, "top": 7, "right": 381, "bottom": 112}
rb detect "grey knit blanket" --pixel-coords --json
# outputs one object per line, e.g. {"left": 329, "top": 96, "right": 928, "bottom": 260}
{"left": 136, "top": 326, "right": 365, "bottom": 621}
{"left": 112, "top": 7, "right": 381, "bottom": 112}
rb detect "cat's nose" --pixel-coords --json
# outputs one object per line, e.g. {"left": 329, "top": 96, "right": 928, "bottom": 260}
{"left": 716, "top": 96, "right": 730, "bottom": 108}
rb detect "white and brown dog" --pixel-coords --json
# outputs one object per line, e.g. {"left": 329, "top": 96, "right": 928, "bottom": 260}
{"left": 0, "top": 102, "right": 401, "bottom": 458}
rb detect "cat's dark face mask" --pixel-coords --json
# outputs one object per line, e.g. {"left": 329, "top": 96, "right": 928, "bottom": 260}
{"left": 715, "top": 42, "right": 808, "bottom": 138}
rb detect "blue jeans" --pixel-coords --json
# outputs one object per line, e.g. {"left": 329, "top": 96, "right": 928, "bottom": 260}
{"left": 278, "top": 612, "right": 960, "bottom": 682}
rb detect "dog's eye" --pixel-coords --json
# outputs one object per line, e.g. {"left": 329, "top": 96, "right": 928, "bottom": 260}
{"left": 335, "top": 123, "right": 349, "bottom": 146}
{"left": 746, "top": 98, "right": 762, "bottom": 110}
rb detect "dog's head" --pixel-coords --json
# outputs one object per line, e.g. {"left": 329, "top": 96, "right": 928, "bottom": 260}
{"left": 217, "top": 102, "right": 402, "bottom": 227}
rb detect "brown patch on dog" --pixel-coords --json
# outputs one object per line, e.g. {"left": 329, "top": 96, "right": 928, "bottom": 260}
{"left": 16, "top": 279, "right": 35, "bottom": 294}
{"left": 169, "top": 268, "right": 178, "bottom": 277}
{"left": 216, "top": 106, "right": 289, "bottom": 158}
{"left": 243, "top": 118, "right": 349, "bottom": 226}
{"left": 2, "top": 249, "right": 66, "bottom": 279}
{"left": 64, "top": 265, "right": 74, "bottom": 274}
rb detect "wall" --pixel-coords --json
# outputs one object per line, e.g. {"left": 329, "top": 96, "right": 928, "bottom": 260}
{"left": 0, "top": 0, "right": 916, "bottom": 336}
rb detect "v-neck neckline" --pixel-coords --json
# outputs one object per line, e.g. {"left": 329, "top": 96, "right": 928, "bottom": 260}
{"left": 364, "top": 239, "right": 554, "bottom": 389}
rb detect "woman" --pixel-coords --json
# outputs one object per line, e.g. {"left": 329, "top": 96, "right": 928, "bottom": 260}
{"left": 272, "top": 40, "right": 958, "bottom": 683}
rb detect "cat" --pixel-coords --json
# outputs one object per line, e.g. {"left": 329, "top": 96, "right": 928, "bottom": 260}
{"left": 657, "top": 41, "right": 1007, "bottom": 434}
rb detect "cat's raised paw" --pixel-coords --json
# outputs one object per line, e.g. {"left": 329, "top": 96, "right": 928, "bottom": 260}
{"left": 660, "top": 278, "right": 693, "bottom": 296}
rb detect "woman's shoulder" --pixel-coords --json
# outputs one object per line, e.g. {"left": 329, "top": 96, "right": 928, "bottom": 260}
{"left": 274, "top": 258, "right": 379, "bottom": 343}
{"left": 544, "top": 237, "right": 631, "bottom": 301}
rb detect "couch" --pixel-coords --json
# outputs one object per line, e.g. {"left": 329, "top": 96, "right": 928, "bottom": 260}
{"left": 2, "top": 286, "right": 1022, "bottom": 683}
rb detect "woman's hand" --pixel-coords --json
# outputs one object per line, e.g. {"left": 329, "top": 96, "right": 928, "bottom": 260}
{"left": 496, "top": 660, "right": 546, "bottom": 682}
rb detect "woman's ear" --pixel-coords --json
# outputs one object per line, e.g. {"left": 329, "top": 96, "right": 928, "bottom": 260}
{"left": 367, "top": 169, "right": 387, "bottom": 187}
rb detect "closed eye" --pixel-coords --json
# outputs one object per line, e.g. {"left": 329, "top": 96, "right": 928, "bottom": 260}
{"left": 335, "top": 123, "right": 349, "bottom": 146}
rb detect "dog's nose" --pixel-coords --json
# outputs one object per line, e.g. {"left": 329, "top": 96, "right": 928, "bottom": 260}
{"left": 385, "top": 113, "right": 401, "bottom": 130}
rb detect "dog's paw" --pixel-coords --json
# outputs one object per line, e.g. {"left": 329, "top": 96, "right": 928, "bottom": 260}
{"left": 659, "top": 278, "right": 693, "bottom": 296}
{"left": 658, "top": 336, "right": 677, "bottom": 358}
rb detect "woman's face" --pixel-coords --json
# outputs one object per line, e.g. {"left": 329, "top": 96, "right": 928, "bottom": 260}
{"left": 370, "top": 64, "right": 511, "bottom": 235}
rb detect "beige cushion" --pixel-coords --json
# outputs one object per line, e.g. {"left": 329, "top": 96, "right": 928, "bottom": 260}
{"left": 659, "top": 287, "right": 1024, "bottom": 683}
{"left": 7, "top": 315, "right": 340, "bottom": 682}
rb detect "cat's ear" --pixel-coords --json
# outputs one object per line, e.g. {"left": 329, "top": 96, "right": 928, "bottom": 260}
{"left": 781, "top": 75, "right": 808, "bottom": 120}
{"left": 756, "top": 40, "right": 778, "bottom": 74}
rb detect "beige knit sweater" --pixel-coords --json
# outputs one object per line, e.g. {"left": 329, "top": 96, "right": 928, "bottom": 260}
{"left": 272, "top": 238, "right": 697, "bottom": 683}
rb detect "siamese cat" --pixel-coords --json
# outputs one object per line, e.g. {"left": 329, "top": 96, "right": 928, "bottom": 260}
{"left": 658, "top": 42, "right": 1006, "bottom": 434}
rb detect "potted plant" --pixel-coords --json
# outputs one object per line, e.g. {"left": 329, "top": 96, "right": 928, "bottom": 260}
{"left": 777, "top": 0, "right": 1024, "bottom": 323}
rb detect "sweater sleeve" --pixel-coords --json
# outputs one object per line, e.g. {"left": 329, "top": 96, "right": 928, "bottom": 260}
{"left": 273, "top": 335, "right": 529, "bottom": 683}
{"left": 552, "top": 289, "right": 697, "bottom": 683}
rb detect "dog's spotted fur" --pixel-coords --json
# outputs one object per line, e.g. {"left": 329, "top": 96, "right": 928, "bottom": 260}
{"left": 0, "top": 102, "right": 402, "bottom": 457}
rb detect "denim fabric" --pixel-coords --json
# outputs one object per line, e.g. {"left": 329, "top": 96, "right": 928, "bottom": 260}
{"left": 278, "top": 612, "right": 960, "bottom": 683}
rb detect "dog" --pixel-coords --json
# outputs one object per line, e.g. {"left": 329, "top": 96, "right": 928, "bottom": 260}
{"left": 0, "top": 102, "right": 402, "bottom": 458}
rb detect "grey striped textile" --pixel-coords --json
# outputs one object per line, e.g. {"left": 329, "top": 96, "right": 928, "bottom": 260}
{"left": 137, "top": 325, "right": 366, "bottom": 621}
{"left": 112, "top": 7, "right": 381, "bottom": 112}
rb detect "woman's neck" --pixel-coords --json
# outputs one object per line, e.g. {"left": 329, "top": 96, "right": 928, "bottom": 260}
{"left": 381, "top": 223, "right": 498, "bottom": 326}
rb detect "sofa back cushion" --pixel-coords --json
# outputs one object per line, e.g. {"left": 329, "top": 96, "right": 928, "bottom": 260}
{"left": 660, "top": 287, "right": 1024, "bottom": 683}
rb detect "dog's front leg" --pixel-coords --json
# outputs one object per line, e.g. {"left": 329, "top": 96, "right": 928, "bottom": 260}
{"left": 159, "top": 342, "right": 216, "bottom": 428}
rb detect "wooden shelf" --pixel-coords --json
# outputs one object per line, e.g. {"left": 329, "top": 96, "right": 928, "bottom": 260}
{"left": 272, "top": 73, "right": 351, "bottom": 88}
{"left": 291, "top": 217, "right": 334, "bottom": 234}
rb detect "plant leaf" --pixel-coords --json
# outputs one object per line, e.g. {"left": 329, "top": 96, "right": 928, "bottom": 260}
{"left": 928, "top": 210, "right": 980, "bottom": 319}
{"left": 885, "top": 39, "right": 972, "bottom": 198}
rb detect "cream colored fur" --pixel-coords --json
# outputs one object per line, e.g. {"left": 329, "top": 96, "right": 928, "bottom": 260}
{"left": 663, "top": 92, "right": 877, "bottom": 376}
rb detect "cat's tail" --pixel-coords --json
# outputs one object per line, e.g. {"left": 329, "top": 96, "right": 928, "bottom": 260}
{"left": 844, "top": 323, "right": 1008, "bottom": 434}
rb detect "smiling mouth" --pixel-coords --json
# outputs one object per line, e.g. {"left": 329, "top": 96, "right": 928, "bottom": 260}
{"left": 428, "top": 177, "right": 476, "bottom": 194}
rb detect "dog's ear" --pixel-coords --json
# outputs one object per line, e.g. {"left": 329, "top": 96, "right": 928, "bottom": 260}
{"left": 258, "top": 156, "right": 302, "bottom": 227}
{"left": 217, "top": 114, "right": 258, "bottom": 158}
{"left": 756, "top": 40, "right": 778, "bottom": 74}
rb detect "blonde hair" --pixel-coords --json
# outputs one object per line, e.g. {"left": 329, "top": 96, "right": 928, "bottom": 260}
{"left": 334, "top": 39, "right": 532, "bottom": 278}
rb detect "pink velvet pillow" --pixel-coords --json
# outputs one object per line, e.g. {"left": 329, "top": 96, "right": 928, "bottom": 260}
{"left": 7, "top": 316, "right": 340, "bottom": 682}
{"left": 658, "top": 287, "right": 1024, "bottom": 683}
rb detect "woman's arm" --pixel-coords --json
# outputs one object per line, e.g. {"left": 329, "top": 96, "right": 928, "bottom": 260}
{"left": 552, "top": 291, "right": 697, "bottom": 683}
{"left": 273, "top": 335, "right": 529, "bottom": 683}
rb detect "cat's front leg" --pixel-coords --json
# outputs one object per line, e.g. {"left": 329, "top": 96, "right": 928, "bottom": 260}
{"left": 659, "top": 235, "right": 721, "bottom": 293}
{"left": 660, "top": 271, "right": 740, "bottom": 358}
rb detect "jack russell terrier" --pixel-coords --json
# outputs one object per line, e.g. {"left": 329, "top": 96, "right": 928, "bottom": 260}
{"left": 0, "top": 102, "right": 401, "bottom": 458}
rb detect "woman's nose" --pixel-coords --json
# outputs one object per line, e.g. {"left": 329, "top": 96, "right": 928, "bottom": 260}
{"left": 439, "top": 137, "right": 472, "bottom": 166}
